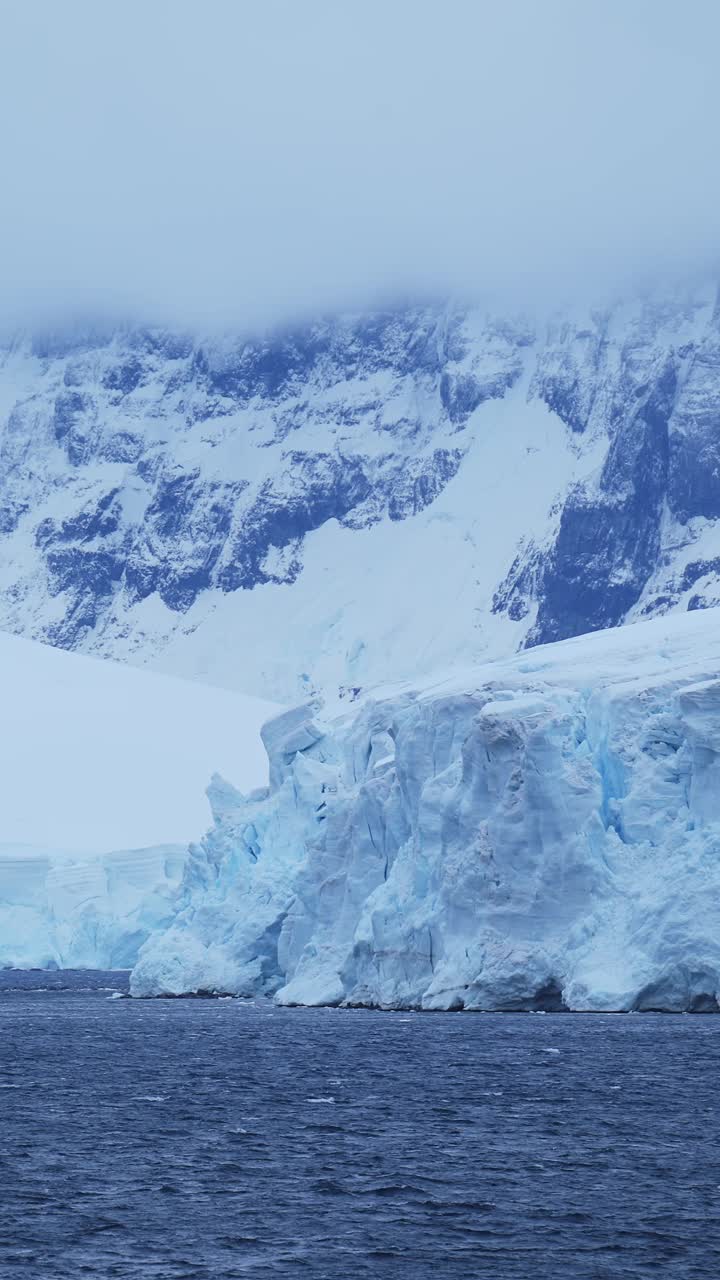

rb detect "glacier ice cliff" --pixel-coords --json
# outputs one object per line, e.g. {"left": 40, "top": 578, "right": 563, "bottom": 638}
{"left": 132, "top": 608, "right": 720, "bottom": 1012}
{"left": 3, "top": 285, "right": 720, "bottom": 701}
{"left": 0, "top": 844, "right": 185, "bottom": 970}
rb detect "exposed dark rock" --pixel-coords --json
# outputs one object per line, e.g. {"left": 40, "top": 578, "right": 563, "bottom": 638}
{"left": 668, "top": 338, "right": 720, "bottom": 521}
{"left": 102, "top": 356, "right": 145, "bottom": 395}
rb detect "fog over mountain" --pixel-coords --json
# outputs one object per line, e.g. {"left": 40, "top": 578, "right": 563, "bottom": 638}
{"left": 2, "top": 0, "right": 719, "bottom": 332}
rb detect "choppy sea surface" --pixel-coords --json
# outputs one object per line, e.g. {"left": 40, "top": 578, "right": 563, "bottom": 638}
{"left": 1, "top": 970, "right": 719, "bottom": 1279}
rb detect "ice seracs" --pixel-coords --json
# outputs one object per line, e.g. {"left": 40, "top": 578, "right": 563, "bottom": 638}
{"left": 132, "top": 607, "right": 720, "bottom": 1011}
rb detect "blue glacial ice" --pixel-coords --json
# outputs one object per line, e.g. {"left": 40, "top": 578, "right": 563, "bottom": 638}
{"left": 0, "top": 844, "right": 186, "bottom": 970}
{"left": 131, "top": 608, "right": 720, "bottom": 1011}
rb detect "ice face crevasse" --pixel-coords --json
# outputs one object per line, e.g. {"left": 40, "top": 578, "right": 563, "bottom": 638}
{"left": 132, "top": 607, "right": 720, "bottom": 1012}
{"left": 2, "top": 285, "right": 720, "bottom": 702}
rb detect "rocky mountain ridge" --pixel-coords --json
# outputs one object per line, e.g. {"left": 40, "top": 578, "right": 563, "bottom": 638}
{"left": 0, "top": 284, "right": 719, "bottom": 701}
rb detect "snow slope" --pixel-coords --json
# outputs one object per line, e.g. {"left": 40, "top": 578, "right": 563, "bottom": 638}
{"left": 0, "top": 634, "right": 278, "bottom": 969}
{"left": 0, "top": 631, "right": 278, "bottom": 851}
{"left": 132, "top": 607, "right": 720, "bottom": 1012}
{"left": 0, "top": 285, "right": 719, "bottom": 703}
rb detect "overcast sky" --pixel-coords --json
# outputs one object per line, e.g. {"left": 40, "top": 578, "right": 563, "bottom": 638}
{"left": 1, "top": 1, "right": 719, "bottom": 330}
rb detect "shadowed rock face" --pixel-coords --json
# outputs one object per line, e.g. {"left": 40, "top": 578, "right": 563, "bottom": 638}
{"left": 667, "top": 336, "right": 720, "bottom": 521}
{"left": 1, "top": 287, "right": 720, "bottom": 697}
{"left": 493, "top": 286, "right": 720, "bottom": 645}
{"left": 522, "top": 357, "right": 676, "bottom": 644}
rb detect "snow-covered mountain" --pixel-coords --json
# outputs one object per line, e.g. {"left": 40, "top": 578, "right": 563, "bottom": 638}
{"left": 131, "top": 608, "right": 720, "bottom": 1012}
{"left": 6, "top": 284, "right": 720, "bottom": 993}
{"left": 2, "top": 282, "right": 720, "bottom": 703}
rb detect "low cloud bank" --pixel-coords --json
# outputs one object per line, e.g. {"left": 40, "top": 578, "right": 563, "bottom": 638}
{"left": 2, "top": 1, "right": 719, "bottom": 331}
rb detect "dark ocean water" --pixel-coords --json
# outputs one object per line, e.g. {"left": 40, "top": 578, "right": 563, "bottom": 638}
{"left": 1, "top": 972, "right": 719, "bottom": 1279}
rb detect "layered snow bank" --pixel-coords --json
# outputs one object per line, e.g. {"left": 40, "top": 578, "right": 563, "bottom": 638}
{"left": 0, "top": 843, "right": 185, "bottom": 969}
{"left": 132, "top": 609, "right": 720, "bottom": 1011}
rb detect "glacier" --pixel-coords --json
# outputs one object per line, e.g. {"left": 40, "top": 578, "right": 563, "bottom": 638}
{"left": 1, "top": 285, "right": 720, "bottom": 703}
{"left": 0, "top": 843, "right": 185, "bottom": 970}
{"left": 132, "top": 608, "right": 720, "bottom": 1012}
{"left": 0, "top": 631, "right": 278, "bottom": 968}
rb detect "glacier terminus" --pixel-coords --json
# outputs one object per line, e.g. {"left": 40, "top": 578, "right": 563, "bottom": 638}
{"left": 130, "top": 608, "right": 720, "bottom": 1013}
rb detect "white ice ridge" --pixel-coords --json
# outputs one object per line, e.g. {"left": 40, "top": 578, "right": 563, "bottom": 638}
{"left": 132, "top": 607, "right": 720, "bottom": 1011}
{"left": 0, "top": 843, "right": 186, "bottom": 970}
